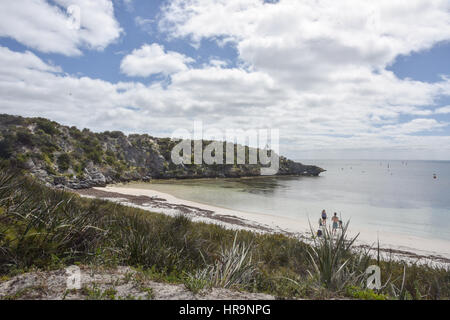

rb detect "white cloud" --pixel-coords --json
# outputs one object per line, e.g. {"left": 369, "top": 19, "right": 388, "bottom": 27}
{"left": 0, "top": 47, "right": 61, "bottom": 74}
{"left": 120, "top": 43, "right": 194, "bottom": 77}
{"left": 379, "top": 118, "right": 448, "bottom": 135}
{"left": 435, "top": 106, "right": 450, "bottom": 114}
{"left": 0, "top": 0, "right": 123, "bottom": 56}
{"left": 155, "top": 0, "right": 450, "bottom": 157}
{"left": 160, "top": 0, "right": 450, "bottom": 89}
{"left": 1, "top": 44, "right": 450, "bottom": 159}
{"left": 135, "top": 16, "right": 155, "bottom": 34}
{"left": 2, "top": 0, "right": 450, "bottom": 159}
{"left": 160, "top": 0, "right": 450, "bottom": 62}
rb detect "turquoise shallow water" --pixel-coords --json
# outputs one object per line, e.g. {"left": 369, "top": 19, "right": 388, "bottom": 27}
{"left": 125, "top": 160, "right": 450, "bottom": 242}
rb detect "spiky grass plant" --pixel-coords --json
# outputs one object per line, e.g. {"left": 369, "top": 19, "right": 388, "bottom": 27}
{"left": 307, "top": 221, "right": 370, "bottom": 291}
{"left": 192, "top": 232, "right": 257, "bottom": 289}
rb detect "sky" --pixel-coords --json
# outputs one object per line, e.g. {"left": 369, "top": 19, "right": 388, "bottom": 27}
{"left": 0, "top": 0, "right": 450, "bottom": 160}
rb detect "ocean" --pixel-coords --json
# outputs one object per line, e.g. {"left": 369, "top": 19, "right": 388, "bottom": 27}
{"left": 124, "top": 160, "right": 450, "bottom": 243}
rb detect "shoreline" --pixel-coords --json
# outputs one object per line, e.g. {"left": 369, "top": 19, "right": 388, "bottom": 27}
{"left": 74, "top": 185, "right": 450, "bottom": 267}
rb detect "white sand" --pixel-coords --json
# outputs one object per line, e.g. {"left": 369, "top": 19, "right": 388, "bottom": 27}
{"left": 94, "top": 185, "right": 450, "bottom": 265}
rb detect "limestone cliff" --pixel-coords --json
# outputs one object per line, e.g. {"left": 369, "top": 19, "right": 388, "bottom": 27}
{"left": 0, "top": 114, "right": 325, "bottom": 188}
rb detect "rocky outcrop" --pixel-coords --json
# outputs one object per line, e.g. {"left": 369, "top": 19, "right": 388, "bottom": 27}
{"left": 279, "top": 159, "right": 325, "bottom": 177}
{"left": 0, "top": 114, "right": 325, "bottom": 189}
{"left": 62, "top": 164, "right": 107, "bottom": 189}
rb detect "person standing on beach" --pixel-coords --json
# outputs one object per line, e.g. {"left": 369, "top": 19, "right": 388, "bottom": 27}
{"left": 332, "top": 212, "right": 339, "bottom": 235}
{"left": 321, "top": 209, "right": 327, "bottom": 225}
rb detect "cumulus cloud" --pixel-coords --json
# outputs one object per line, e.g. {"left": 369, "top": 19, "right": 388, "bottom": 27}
{"left": 1, "top": 44, "right": 450, "bottom": 158}
{"left": 0, "top": 47, "right": 61, "bottom": 74}
{"left": 120, "top": 43, "right": 194, "bottom": 77}
{"left": 0, "top": 0, "right": 122, "bottom": 56}
{"left": 155, "top": 0, "right": 450, "bottom": 157}
{"left": 159, "top": 0, "right": 450, "bottom": 88}
{"left": 1, "top": 0, "right": 450, "bottom": 159}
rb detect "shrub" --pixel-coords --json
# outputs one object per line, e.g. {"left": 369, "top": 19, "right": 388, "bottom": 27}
{"left": 0, "top": 114, "right": 25, "bottom": 126}
{"left": 35, "top": 118, "right": 58, "bottom": 135}
{"left": 0, "top": 139, "right": 13, "bottom": 159}
{"left": 87, "top": 151, "right": 102, "bottom": 164}
{"left": 14, "top": 153, "right": 30, "bottom": 168}
{"left": 107, "top": 131, "right": 125, "bottom": 139}
{"left": 57, "top": 153, "right": 71, "bottom": 171}
{"left": 16, "top": 130, "right": 34, "bottom": 146}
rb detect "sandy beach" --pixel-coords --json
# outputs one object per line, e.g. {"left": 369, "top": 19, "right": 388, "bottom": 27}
{"left": 75, "top": 185, "right": 450, "bottom": 267}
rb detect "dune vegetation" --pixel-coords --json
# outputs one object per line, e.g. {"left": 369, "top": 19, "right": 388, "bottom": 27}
{"left": 0, "top": 164, "right": 449, "bottom": 300}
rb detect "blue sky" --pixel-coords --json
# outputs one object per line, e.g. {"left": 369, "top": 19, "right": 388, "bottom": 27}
{"left": 389, "top": 42, "right": 450, "bottom": 83}
{"left": 0, "top": 0, "right": 450, "bottom": 160}
{"left": 0, "top": 0, "right": 240, "bottom": 84}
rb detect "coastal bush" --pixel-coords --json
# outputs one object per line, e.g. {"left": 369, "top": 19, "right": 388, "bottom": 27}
{"left": 35, "top": 118, "right": 58, "bottom": 135}
{"left": 12, "top": 153, "right": 30, "bottom": 169}
{"left": 69, "top": 126, "right": 83, "bottom": 140}
{"left": 57, "top": 153, "right": 71, "bottom": 171}
{"left": 86, "top": 151, "right": 102, "bottom": 164}
{"left": 0, "top": 114, "right": 26, "bottom": 126}
{"left": 16, "top": 130, "right": 34, "bottom": 147}
{"left": 0, "top": 136, "right": 14, "bottom": 159}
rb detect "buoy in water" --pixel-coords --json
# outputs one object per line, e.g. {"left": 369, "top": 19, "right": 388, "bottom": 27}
{"left": 433, "top": 174, "right": 437, "bottom": 179}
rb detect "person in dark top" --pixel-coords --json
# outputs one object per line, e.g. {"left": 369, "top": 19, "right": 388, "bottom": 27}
{"left": 321, "top": 209, "right": 327, "bottom": 225}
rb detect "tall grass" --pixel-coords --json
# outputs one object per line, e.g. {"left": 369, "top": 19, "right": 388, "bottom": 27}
{"left": 0, "top": 168, "right": 108, "bottom": 272}
{"left": 110, "top": 212, "right": 204, "bottom": 271}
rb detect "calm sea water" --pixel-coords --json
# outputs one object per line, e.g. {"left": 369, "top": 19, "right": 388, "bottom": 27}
{"left": 127, "top": 160, "right": 450, "bottom": 242}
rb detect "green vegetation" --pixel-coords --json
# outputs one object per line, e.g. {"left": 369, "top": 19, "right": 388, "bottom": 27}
{"left": 0, "top": 114, "right": 324, "bottom": 188}
{"left": 188, "top": 233, "right": 257, "bottom": 289}
{"left": 81, "top": 284, "right": 118, "bottom": 300}
{"left": 307, "top": 222, "right": 369, "bottom": 291}
{"left": 0, "top": 136, "right": 13, "bottom": 159}
{"left": 183, "top": 274, "right": 210, "bottom": 294}
{"left": 35, "top": 117, "right": 58, "bottom": 135}
{"left": 0, "top": 165, "right": 448, "bottom": 300}
{"left": 57, "top": 153, "right": 71, "bottom": 172}
{"left": 345, "top": 286, "right": 388, "bottom": 300}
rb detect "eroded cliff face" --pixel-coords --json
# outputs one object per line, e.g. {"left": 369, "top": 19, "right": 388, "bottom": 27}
{"left": 0, "top": 114, "right": 325, "bottom": 189}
